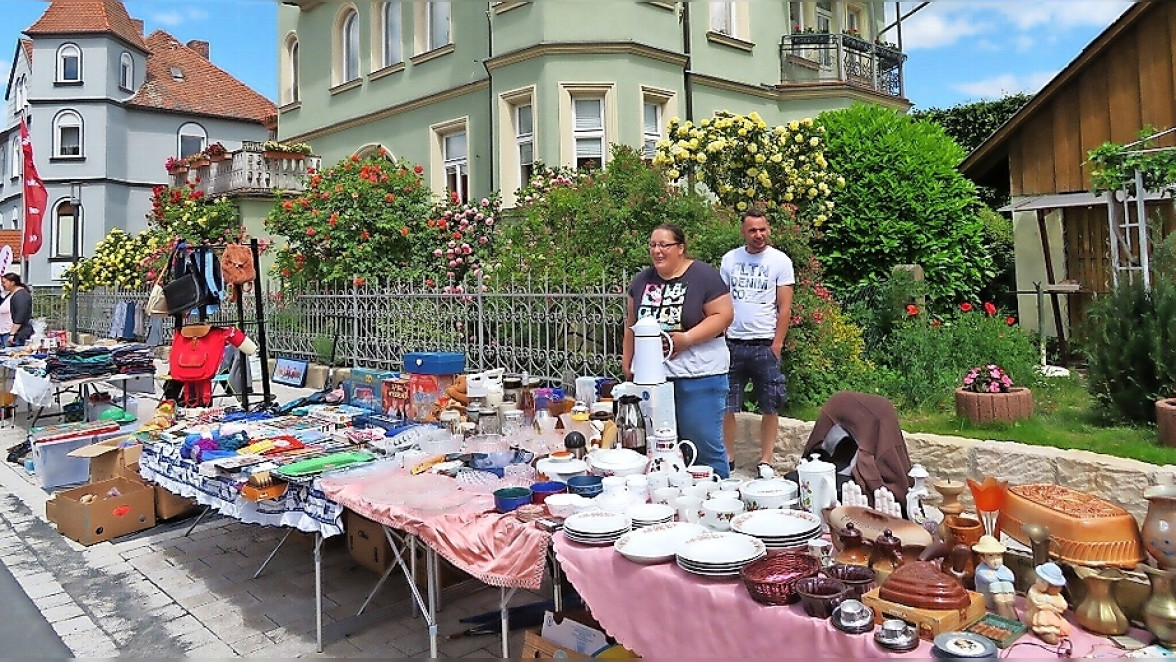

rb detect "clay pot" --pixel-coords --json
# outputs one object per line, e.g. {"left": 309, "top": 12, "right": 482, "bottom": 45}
{"left": 954, "top": 387, "right": 1033, "bottom": 424}
{"left": 1144, "top": 485, "right": 1176, "bottom": 570}
{"left": 1158, "top": 399, "right": 1176, "bottom": 448}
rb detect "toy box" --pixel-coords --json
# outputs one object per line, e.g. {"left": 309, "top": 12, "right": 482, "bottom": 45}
{"left": 381, "top": 376, "right": 411, "bottom": 420}
{"left": 403, "top": 352, "right": 465, "bottom": 375}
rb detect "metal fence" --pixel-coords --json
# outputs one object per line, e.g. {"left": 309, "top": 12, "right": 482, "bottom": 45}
{"left": 37, "top": 277, "right": 629, "bottom": 383}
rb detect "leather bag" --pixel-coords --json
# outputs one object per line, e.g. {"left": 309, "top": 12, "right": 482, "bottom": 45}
{"left": 145, "top": 252, "right": 174, "bottom": 317}
{"left": 220, "top": 243, "right": 256, "bottom": 286}
{"left": 162, "top": 251, "right": 208, "bottom": 315}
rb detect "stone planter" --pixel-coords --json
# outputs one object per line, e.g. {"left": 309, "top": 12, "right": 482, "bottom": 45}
{"left": 954, "top": 387, "right": 1034, "bottom": 424}
{"left": 1158, "top": 399, "right": 1176, "bottom": 447}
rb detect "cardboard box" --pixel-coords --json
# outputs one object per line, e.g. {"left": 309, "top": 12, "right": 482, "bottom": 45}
{"left": 45, "top": 476, "right": 156, "bottom": 546}
{"left": 346, "top": 509, "right": 394, "bottom": 574}
{"left": 154, "top": 487, "right": 199, "bottom": 520}
{"left": 520, "top": 630, "right": 590, "bottom": 659}
{"left": 67, "top": 437, "right": 142, "bottom": 483}
{"left": 540, "top": 610, "right": 610, "bottom": 656}
{"left": 381, "top": 376, "right": 411, "bottom": 419}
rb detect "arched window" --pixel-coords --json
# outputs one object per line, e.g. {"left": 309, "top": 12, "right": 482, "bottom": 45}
{"left": 119, "top": 52, "right": 134, "bottom": 90}
{"left": 53, "top": 110, "right": 83, "bottom": 157}
{"left": 382, "top": 2, "right": 402, "bottom": 67}
{"left": 343, "top": 9, "right": 360, "bottom": 82}
{"left": 282, "top": 35, "right": 300, "bottom": 104}
{"left": 14, "top": 75, "right": 27, "bottom": 112}
{"left": 177, "top": 122, "right": 206, "bottom": 157}
{"left": 56, "top": 44, "right": 82, "bottom": 82}
{"left": 53, "top": 199, "right": 78, "bottom": 259}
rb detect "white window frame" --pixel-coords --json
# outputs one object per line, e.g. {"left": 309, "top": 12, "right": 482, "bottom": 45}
{"left": 427, "top": 1, "right": 451, "bottom": 52}
{"left": 177, "top": 122, "right": 206, "bottom": 158}
{"left": 343, "top": 9, "right": 360, "bottom": 82}
{"left": 845, "top": 5, "right": 862, "bottom": 34}
{"left": 14, "top": 76, "right": 27, "bottom": 114}
{"left": 443, "top": 131, "right": 468, "bottom": 204}
{"left": 53, "top": 199, "right": 77, "bottom": 260}
{"left": 430, "top": 117, "right": 468, "bottom": 202}
{"left": 119, "top": 52, "right": 134, "bottom": 91}
{"left": 789, "top": 1, "right": 805, "bottom": 32}
{"left": 710, "top": 2, "right": 737, "bottom": 36}
{"left": 516, "top": 103, "right": 534, "bottom": 187}
{"left": 642, "top": 101, "right": 662, "bottom": 161}
{"left": 0, "top": 142, "right": 6, "bottom": 180}
{"left": 282, "top": 34, "right": 300, "bottom": 104}
{"left": 56, "top": 43, "right": 81, "bottom": 82}
{"left": 382, "top": 2, "right": 403, "bottom": 67}
{"left": 816, "top": 1, "right": 834, "bottom": 65}
{"left": 53, "top": 110, "right": 83, "bottom": 157}
{"left": 572, "top": 97, "right": 605, "bottom": 170}
{"left": 9, "top": 135, "right": 19, "bottom": 179}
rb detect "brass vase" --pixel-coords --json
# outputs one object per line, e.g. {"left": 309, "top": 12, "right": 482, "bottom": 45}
{"left": 1073, "top": 566, "right": 1129, "bottom": 636}
{"left": 1142, "top": 565, "right": 1176, "bottom": 647}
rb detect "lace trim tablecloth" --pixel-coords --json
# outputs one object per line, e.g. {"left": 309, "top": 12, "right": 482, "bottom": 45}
{"left": 321, "top": 466, "right": 551, "bottom": 591}
{"left": 138, "top": 442, "right": 344, "bottom": 537}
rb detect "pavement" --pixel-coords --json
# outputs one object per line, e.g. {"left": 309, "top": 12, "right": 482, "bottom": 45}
{"left": 0, "top": 377, "right": 543, "bottom": 658}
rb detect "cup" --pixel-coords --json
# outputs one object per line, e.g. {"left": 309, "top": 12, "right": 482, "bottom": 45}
{"left": 647, "top": 471, "right": 671, "bottom": 492}
{"left": 601, "top": 476, "right": 628, "bottom": 498}
{"left": 669, "top": 472, "right": 693, "bottom": 489}
{"left": 688, "top": 465, "right": 716, "bottom": 483}
{"left": 683, "top": 484, "right": 710, "bottom": 501}
{"left": 718, "top": 478, "right": 743, "bottom": 494}
{"left": 625, "top": 475, "right": 650, "bottom": 503}
{"left": 701, "top": 496, "right": 745, "bottom": 531}
{"left": 808, "top": 539, "right": 833, "bottom": 567}
{"left": 652, "top": 487, "right": 680, "bottom": 506}
{"left": 675, "top": 496, "right": 704, "bottom": 524}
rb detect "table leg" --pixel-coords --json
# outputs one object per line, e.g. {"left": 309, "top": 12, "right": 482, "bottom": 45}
{"left": 499, "top": 586, "right": 518, "bottom": 658}
{"left": 252, "top": 528, "right": 293, "bottom": 579}
{"left": 315, "top": 532, "right": 324, "bottom": 654}
{"left": 549, "top": 547, "right": 564, "bottom": 612}
{"left": 183, "top": 506, "right": 211, "bottom": 537}
{"left": 356, "top": 527, "right": 409, "bottom": 616}
{"left": 382, "top": 527, "right": 437, "bottom": 658}
{"left": 409, "top": 536, "right": 418, "bottom": 618}
{"left": 428, "top": 545, "right": 439, "bottom": 615}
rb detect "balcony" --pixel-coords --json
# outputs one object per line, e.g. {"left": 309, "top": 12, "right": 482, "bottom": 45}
{"left": 779, "top": 33, "right": 906, "bottom": 100}
{"left": 168, "top": 141, "right": 323, "bottom": 196}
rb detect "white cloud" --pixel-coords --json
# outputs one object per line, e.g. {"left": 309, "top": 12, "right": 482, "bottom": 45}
{"left": 898, "top": 6, "right": 992, "bottom": 51}
{"left": 148, "top": 7, "right": 208, "bottom": 27}
{"left": 952, "top": 70, "right": 1058, "bottom": 100}
{"left": 0, "top": 60, "right": 9, "bottom": 77}
{"left": 894, "top": 1, "right": 1132, "bottom": 51}
{"left": 986, "top": 1, "right": 1133, "bottom": 30}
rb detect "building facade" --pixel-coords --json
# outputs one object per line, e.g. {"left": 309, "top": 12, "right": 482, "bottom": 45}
{"left": 0, "top": 1, "right": 275, "bottom": 286}
{"left": 277, "top": 1, "right": 908, "bottom": 207}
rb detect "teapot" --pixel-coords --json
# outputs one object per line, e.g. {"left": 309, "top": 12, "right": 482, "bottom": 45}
{"left": 647, "top": 425, "right": 697, "bottom": 475}
{"left": 797, "top": 453, "right": 837, "bottom": 529}
{"left": 630, "top": 316, "right": 674, "bottom": 385}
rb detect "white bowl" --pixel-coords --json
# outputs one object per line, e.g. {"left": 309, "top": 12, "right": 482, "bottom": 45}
{"left": 545, "top": 493, "right": 581, "bottom": 518}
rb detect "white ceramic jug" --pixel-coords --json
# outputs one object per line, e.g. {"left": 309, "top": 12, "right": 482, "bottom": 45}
{"left": 630, "top": 316, "right": 674, "bottom": 385}
{"left": 797, "top": 453, "right": 837, "bottom": 528}
{"left": 647, "top": 426, "right": 697, "bottom": 475}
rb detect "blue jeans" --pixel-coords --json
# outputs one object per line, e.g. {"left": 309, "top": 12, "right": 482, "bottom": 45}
{"left": 672, "top": 373, "right": 730, "bottom": 479}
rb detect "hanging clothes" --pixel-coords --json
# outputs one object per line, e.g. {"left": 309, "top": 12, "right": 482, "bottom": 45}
{"left": 109, "top": 301, "right": 127, "bottom": 339}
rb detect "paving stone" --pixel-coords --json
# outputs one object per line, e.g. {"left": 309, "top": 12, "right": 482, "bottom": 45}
{"left": 228, "top": 632, "right": 272, "bottom": 656}
{"left": 52, "top": 614, "right": 101, "bottom": 637}
{"left": 184, "top": 640, "right": 239, "bottom": 657}
{"left": 42, "top": 602, "right": 85, "bottom": 623}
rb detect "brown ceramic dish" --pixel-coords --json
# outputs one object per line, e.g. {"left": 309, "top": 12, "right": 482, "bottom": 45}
{"left": 826, "top": 505, "right": 933, "bottom": 551}
{"left": 794, "top": 577, "right": 849, "bottom": 619}
{"left": 878, "top": 560, "right": 971, "bottom": 610}
{"left": 824, "top": 563, "right": 878, "bottom": 600}
{"left": 998, "top": 484, "right": 1144, "bottom": 568}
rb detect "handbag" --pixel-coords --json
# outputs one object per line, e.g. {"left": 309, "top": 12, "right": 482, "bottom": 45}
{"left": 162, "top": 251, "right": 208, "bottom": 315}
{"left": 146, "top": 252, "right": 174, "bottom": 317}
{"left": 220, "top": 243, "right": 255, "bottom": 286}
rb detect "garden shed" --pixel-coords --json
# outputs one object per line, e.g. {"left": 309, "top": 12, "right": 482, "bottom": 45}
{"left": 960, "top": 1, "right": 1176, "bottom": 343}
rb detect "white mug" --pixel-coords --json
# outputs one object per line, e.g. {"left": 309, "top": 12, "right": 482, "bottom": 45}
{"left": 647, "top": 471, "right": 671, "bottom": 492}
{"left": 675, "top": 496, "right": 704, "bottom": 524}
{"left": 688, "top": 465, "right": 716, "bottom": 483}
{"left": 701, "top": 497, "right": 745, "bottom": 531}
{"left": 718, "top": 478, "right": 743, "bottom": 494}
{"left": 653, "top": 487, "right": 680, "bottom": 506}
{"left": 602, "top": 476, "right": 627, "bottom": 498}
{"left": 626, "top": 475, "right": 650, "bottom": 503}
{"left": 669, "top": 472, "right": 693, "bottom": 489}
{"left": 683, "top": 484, "right": 710, "bottom": 501}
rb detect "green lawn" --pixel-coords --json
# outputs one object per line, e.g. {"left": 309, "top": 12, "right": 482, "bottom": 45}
{"left": 785, "top": 376, "right": 1176, "bottom": 466}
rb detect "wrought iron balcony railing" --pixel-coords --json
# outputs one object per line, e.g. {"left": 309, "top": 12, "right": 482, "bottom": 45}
{"left": 168, "top": 142, "right": 322, "bottom": 196}
{"left": 779, "top": 33, "right": 906, "bottom": 99}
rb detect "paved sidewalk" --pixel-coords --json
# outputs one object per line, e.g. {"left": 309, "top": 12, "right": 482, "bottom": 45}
{"left": 0, "top": 382, "right": 539, "bottom": 657}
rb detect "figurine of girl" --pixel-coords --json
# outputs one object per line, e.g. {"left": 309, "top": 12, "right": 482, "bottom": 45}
{"left": 972, "top": 535, "right": 1018, "bottom": 621}
{"left": 1025, "top": 562, "right": 1070, "bottom": 645}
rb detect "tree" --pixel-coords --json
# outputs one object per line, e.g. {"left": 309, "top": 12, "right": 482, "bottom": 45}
{"left": 818, "top": 103, "right": 993, "bottom": 307}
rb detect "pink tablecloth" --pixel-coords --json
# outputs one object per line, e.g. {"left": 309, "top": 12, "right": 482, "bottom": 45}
{"left": 321, "top": 467, "right": 551, "bottom": 590}
{"left": 554, "top": 533, "right": 1133, "bottom": 659}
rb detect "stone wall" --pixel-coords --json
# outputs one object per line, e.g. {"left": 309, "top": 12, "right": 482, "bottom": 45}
{"left": 732, "top": 412, "right": 1174, "bottom": 524}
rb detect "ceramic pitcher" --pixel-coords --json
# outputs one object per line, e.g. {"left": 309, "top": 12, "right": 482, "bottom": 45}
{"left": 797, "top": 454, "right": 837, "bottom": 527}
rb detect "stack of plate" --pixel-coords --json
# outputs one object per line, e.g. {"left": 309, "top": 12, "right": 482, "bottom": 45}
{"left": 613, "top": 522, "right": 707, "bottom": 564}
{"left": 625, "top": 503, "right": 675, "bottom": 528}
{"left": 564, "top": 511, "right": 632, "bottom": 546}
{"left": 730, "top": 509, "right": 822, "bottom": 550}
{"left": 675, "top": 532, "right": 766, "bottom": 577}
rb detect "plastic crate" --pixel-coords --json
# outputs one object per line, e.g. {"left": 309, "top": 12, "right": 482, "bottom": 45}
{"left": 32, "top": 436, "right": 95, "bottom": 491}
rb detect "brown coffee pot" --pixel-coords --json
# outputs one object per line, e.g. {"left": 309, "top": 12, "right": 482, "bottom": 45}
{"left": 834, "top": 523, "right": 872, "bottom": 567}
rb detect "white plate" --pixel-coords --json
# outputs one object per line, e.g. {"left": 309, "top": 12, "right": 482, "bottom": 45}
{"left": 626, "top": 503, "right": 675, "bottom": 522}
{"left": 565, "top": 532, "right": 623, "bottom": 546}
{"left": 730, "top": 509, "right": 822, "bottom": 538}
{"left": 564, "top": 510, "right": 632, "bottom": 536}
{"left": 675, "top": 555, "right": 763, "bottom": 577}
{"left": 676, "top": 532, "right": 766, "bottom": 566}
{"left": 613, "top": 522, "right": 706, "bottom": 564}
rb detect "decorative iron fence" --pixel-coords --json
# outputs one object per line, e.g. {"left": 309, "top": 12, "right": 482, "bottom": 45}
{"left": 39, "top": 277, "right": 629, "bottom": 383}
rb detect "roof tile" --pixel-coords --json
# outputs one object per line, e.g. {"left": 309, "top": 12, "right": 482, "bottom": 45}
{"left": 21, "top": 39, "right": 33, "bottom": 65}
{"left": 24, "top": 1, "right": 146, "bottom": 51}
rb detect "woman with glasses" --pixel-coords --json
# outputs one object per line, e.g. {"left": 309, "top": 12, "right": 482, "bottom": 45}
{"left": 622, "top": 223, "right": 734, "bottom": 478}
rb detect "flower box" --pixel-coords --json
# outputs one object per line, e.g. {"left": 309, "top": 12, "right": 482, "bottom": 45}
{"left": 210, "top": 154, "right": 233, "bottom": 163}
{"left": 843, "top": 35, "right": 871, "bottom": 52}
{"left": 263, "top": 150, "right": 306, "bottom": 161}
{"left": 189, "top": 158, "right": 211, "bottom": 168}
{"left": 1158, "top": 399, "right": 1176, "bottom": 447}
{"left": 167, "top": 166, "right": 189, "bottom": 175}
{"left": 955, "top": 387, "right": 1034, "bottom": 424}
{"left": 876, "top": 45, "right": 903, "bottom": 67}
{"left": 791, "top": 33, "right": 832, "bottom": 46}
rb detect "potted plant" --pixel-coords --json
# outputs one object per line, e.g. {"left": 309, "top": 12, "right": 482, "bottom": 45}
{"left": 791, "top": 26, "right": 831, "bottom": 46}
{"left": 954, "top": 364, "right": 1034, "bottom": 424}
{"left": 842, "top": 28, "right": 870, "bottom": 52}
{"left": 1159, "top": 397, "right": 1176, "bottom": 447}
{"left": 187, "top": 152, "right": 211, "bottom": 168}
{"left": 262, "top": 140, "right": 312, "bottom": 160}
{"left": 164, "top": 156, "right": 187, "bottom": 175}
{"left": 874, "top": 37, "right": 903, "bottom": 66}
{"left": 205, "top": 142, "right": 230, "bottom": 162}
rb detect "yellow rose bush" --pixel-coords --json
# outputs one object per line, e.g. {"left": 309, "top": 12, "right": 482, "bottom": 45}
{"left": 60, "top": 228, "right": 162, "bottom": 296}
{"left": 651, "top": 111, "right": 843, "bottom": 227}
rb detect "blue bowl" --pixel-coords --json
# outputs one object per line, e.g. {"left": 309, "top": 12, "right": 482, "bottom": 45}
{"left": 493, "top": 487, "right": 533, "bottom": 513}
{"left": 566, "top": 475, "right": 603, "bottom": 498}
{"left": 529, "top": 481, "right": 568, "bottom": 504}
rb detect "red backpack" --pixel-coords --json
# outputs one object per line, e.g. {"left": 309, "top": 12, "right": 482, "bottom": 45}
{"left": 170, "top": 326, "right": 247, "bottom": 406}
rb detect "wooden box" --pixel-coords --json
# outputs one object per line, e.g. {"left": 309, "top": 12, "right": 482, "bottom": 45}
{"left": 862, "top": 587, "right": 986, "bottom": 641}
{"left": 520, "top": 630, "right": 590, "bottom": 659}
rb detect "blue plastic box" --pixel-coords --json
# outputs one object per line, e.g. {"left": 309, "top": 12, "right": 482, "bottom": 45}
{"left": 403, "top": 352, "right": 465, "bottom": 375}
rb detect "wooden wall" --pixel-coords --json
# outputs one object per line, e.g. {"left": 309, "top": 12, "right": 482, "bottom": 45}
{"left": 1011, "top": 2, "right": 1176, "bottom": 197}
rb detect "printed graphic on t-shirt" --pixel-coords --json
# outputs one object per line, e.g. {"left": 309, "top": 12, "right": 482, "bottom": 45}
{"left": 728, "top": 262, "right": 772, "bottom": 302}
{"left": 638, "top": 282, "right": 686, "bottom": 331}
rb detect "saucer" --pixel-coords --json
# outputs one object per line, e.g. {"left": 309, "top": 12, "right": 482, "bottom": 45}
{"left": 874, "top": 622, "right": 919, "bottom": 653}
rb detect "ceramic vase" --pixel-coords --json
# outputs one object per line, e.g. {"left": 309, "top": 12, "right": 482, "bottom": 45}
{"left": 1143, "top": 485, "right": 1176, "bottom": 570}
{"left": 1074, "top": 567, "right": 1129, "bottom": 636}
{"left": 1142, "top": 565, "right": 1176, "bottom": 648}
{"left": 933, "top": 480, "right": 965, "bottom": 542}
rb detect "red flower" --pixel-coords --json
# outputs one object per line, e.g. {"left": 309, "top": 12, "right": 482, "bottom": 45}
{"left": 306, "top": 227, "right": 316, "bottom": 236}
{"left": 306, "top": 167, "right": 316, "bottom": 174}
{"left": 350, "top": 154, "right": 360, "bottom": 162}
{"left": 984, "top": 302, "right": 997, "bottom": 316}
{"left": 400, "top": 227, "right": 410, "bottom": 237}
{"left": 353, "top": 276, "right": 366, "bottom": 286}
{"left": 282, "top": 201, "right": 293, "bottom": 211}
{"left": 385, "top": 193, "right": 396, "bottom": 203}
{"left": 906, "top": 304, "right": 919, "bottom": 316}
{"left": 413, "top": 164, "right": 424, "bottom": 174}
{"left": 1006, "top": 316, "right": 1017, "bottom": 326}
{"left": 959, "top": 302, "right": 973, "bottom": 312}
{"left": 931, "top": 319, "right": 942, "bottom": 328}
{"left": 360, "top": 230, "right": 371, "bottom": 240}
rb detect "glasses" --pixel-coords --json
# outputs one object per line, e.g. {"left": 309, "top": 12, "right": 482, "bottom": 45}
{"left": 648, "top": 242, "right": 681, "bottom": 250}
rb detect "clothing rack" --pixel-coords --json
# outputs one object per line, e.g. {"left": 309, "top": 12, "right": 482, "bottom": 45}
{"left": 172, "top": 238, "right": 272, "bottom": 411}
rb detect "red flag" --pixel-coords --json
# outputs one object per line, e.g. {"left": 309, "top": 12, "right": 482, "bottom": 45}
{"left": 20, "top": 116, "right": 47, "bottom": 256}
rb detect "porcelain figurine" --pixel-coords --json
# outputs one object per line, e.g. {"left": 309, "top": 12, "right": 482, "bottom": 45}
{"left": 1025, "top": 562, "right": 1070, "bottom": 645}
{"left": 972, "top": 535, "right": 1018, "bottom": 622}
{"left": 906, "top": 464, "right": 931, "bottom": 523}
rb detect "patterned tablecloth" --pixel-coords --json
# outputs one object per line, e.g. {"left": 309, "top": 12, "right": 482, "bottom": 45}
{"left": 138, "top": 441, "right": 344, "bottom": 537}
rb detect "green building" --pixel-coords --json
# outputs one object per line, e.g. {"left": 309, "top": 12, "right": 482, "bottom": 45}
{"left": 277, "top": 1, "right": 908, "bottom": 206}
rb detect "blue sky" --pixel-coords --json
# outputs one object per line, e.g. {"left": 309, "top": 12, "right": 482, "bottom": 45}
{"left": 1, "top": 1, "right": 1135, "bottom": 112}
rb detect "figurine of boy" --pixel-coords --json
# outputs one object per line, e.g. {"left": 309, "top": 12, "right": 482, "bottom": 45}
{"left": 972, "top": 535, "right": 1018, "bottom": 621}
{"left": 1025, "top": 562, "right": 1070, "bottom": 645}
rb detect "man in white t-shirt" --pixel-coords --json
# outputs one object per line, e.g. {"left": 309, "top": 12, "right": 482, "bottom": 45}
{"left": 720, "top": 207, "right": 794, "bottom": 477}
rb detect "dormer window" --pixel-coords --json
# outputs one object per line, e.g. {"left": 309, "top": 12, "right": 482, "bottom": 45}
{"left": 170, "top": 67, "right": 184, "bottom": 81}
{"left": 119, "top": 52, "right": 134, "bottom": 90}
{"left": 57, "top": 44, "right": 82, "bottom": 83}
